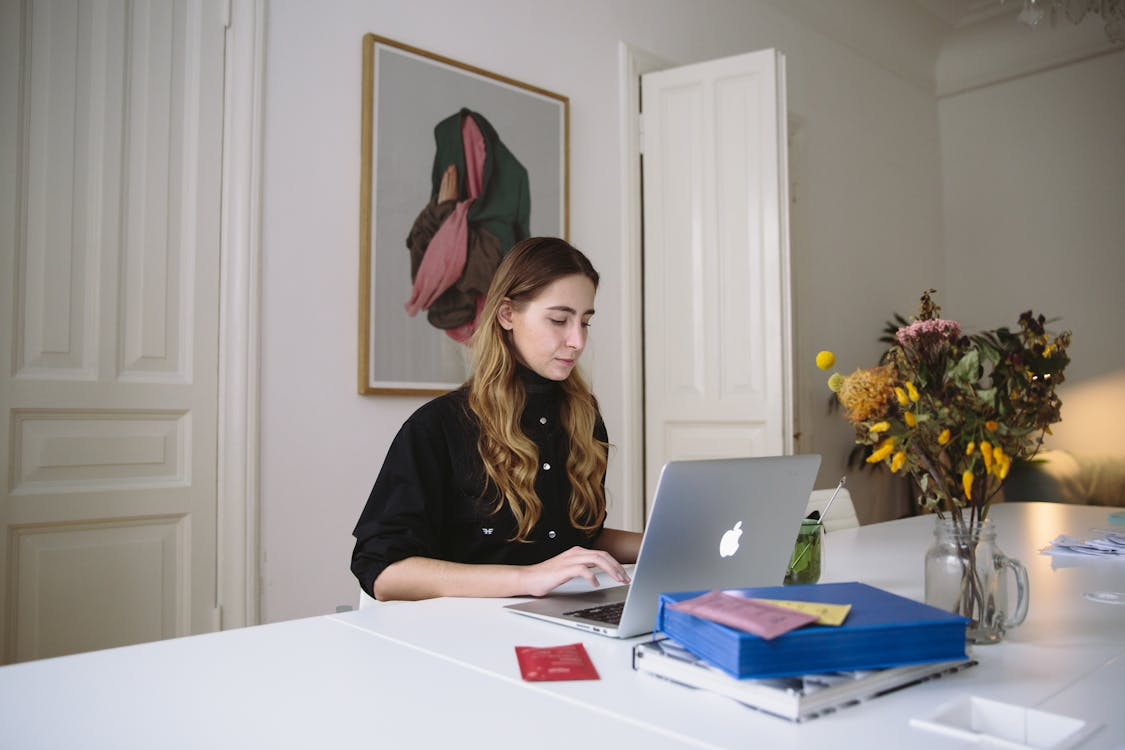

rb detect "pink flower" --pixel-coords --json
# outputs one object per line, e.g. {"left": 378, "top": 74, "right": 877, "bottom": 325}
{"left": 895, "top": 318, "right": 961, "bottom": 345}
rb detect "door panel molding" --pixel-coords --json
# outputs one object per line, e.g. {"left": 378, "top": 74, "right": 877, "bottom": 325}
{"left": 10, "top": 409, "right": 189, "bottom": 495}
{"left": 16, "top": 0, "right": 126, "bottom": 380}
{"left": 11, "top": 514, "right": 188, "bottom": 661}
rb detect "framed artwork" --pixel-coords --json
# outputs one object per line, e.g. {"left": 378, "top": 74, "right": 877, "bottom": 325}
{"left": 359, "top": 33, "right": 569, "bottom": 395}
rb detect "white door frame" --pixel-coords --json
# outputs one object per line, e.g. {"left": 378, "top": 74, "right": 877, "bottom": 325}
{"left": 216, "top": 0, "right": 265, "bottom": 629}
{"left": 616, "top": 42, "right": 668, "bottom": 529}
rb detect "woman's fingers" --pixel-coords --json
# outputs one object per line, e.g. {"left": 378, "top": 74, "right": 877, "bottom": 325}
{"left": 581, "top": 547, "right": 631, "bottom": 582}
{"left": 556, "top": 547, "right": 630, "bottom": 583}
{"left": 521, "top": 547, "right": 630, "bottom": 596}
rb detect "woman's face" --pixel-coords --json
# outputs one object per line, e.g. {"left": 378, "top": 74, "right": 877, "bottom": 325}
{"left": 499, "top": 273, "right": 596, "bottom": 381}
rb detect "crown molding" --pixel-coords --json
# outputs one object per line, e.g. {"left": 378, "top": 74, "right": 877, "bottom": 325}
{"left": 757, "top": 0, "right": 945, "bottom": 93}
{"left": 936, "top": 12, "right": 1121, "bottom": 97}
{"left": 754, "top": 0, "right": 1120, "bottom": 98}
{"left": 913, "top": 0, "right": 1013, "bottom": 28}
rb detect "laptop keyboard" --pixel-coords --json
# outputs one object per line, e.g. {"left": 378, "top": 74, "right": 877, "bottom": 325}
{"left": 563, "top": 601, "right": 625, "bottom": 625}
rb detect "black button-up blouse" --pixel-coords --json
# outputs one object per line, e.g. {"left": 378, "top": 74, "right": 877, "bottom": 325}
{"left": 350, "top": 370, "right": 608, "bottom": 596}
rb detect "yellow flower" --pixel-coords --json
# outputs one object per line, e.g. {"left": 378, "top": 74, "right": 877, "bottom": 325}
{"left": 815, "top": 350, "right": 836, "bottom": 370}
{"left": 827, "top": 373, "right": 845, "bottom": 392}
{"left": 985, "top": 420, "right": 999, "bottom": 432}
{"left": 906, "top": 381, "right": 920, "bottom": 402}
{"left": 890, "top": 451, "right": 906, "bottom": 473}
{"left": 938, "top": 428, "right": 951, "bottom": 445}
{"left": 904, "top": 411, "right": 917, "bottom": 428}
{"left": 996, "top": 452, "right": 1011, "bottom": 480}
{"left": 837, "top": 365, "right": 897, "bottom": 424}
{"left": 962, "top": 470, "right": 974, "bottom": 501}
{"left": 1043, "top": 343, "right": 1056, "bottom": 357}
{"left": 980, "top": 441, "right": 993, "bottom": 472}
{"left": 866, "top": 437, "right": 896, "bottom": 464}
{"left": 966, "top": 441, "right": 976, "bottom": 456}
{"left": 869, "top": 421, "right": 890, "bottom": 434}
{"left": 991, "top": 446, "right": 1009, "bottom": 479}
{"left": 895, "top": 387, "right": 909, "bottom": 406}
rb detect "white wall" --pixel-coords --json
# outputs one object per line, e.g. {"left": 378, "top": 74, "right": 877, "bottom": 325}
{"left": 940, "top": 49, "right": 1125, "bottom": 385}
{"left": 259, "top": 0, "right": 945, "bottom": 622}
{"left": 940, "top": 47, "right": 1125, "bottom": 460}
{"left": 786, "top": 34, "right": 945, "bottom": 525}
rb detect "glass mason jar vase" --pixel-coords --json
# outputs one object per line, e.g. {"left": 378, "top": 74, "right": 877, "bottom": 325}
{"left": 924, "top": 517, "right": 1029, "bottom": 644}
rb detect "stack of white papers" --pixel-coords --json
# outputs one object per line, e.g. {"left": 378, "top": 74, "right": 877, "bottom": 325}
{"left": 1041, "top": 530, "right": 1125, "bottom": 558}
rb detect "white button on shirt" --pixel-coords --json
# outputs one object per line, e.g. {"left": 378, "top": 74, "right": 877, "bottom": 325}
{"left": 542, "top": 463, "right": 551, "bottom": 470}
{"left": 539, "top": 417, "right": 547, "bottom": 424}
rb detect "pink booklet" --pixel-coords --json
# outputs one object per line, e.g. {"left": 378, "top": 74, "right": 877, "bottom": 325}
{"left": 667, "top": 590, "right": 818, "bottom": 640}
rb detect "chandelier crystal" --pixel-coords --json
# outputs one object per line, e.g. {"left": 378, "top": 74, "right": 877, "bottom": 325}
{"left": 1002, "top": 0, "right": 1125, "bottom": 42}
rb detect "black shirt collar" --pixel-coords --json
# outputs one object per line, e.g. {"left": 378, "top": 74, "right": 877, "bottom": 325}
{"left": 517, "top": 364, "right": 561, "bottom": 397}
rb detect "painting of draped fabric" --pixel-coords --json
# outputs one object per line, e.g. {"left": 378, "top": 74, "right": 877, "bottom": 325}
{"left": 360, "top": 34, "right": 569, "bottom": 395}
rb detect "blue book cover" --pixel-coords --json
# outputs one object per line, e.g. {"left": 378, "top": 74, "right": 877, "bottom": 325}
{"left": 656, "top": 581, "right": 969, "bottom": 679}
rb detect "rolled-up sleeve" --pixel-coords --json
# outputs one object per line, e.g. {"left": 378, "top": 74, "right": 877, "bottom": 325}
{"left": 350, "top": 413, "right": 451, "bottom": 596}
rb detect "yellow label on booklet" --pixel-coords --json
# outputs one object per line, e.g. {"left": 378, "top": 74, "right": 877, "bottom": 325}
{"left": 750, "top": 599, "right": 852, "bottom": 626}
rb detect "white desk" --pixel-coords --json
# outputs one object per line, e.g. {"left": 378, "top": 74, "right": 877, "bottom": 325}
{"left": 1, "top": 502, "right": 1122, "bottom": 749}
{"left": 0, "top": 612, "right": 697, "bottom": 749}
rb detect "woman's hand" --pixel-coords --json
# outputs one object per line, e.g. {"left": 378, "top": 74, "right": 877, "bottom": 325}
{"left": 518, "top": 546, "right": 631, "bottom": 597}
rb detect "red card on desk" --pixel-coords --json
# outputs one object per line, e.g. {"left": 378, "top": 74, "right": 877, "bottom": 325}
{"left": 515, "top": 643, "right": 600, "bottom": 681}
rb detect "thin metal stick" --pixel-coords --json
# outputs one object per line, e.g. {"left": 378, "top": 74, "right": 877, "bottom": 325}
{"left": 789, "top": 476, "right": 847, "bottom": 573}
{"left": 817, "top": 476, "right": 847, "bottom": 528}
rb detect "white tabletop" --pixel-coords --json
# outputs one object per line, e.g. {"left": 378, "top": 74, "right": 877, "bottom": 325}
{"left": 0, "top": 613, "right": 700, "bottom": 749}
{"left": 331, "top": 502, "right": 1125, "bottom": 749}
{"left": 1, "top": 501, "right": 1122, "bottom": 749}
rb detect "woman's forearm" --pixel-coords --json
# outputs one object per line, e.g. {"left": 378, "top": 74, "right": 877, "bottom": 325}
{"left": 372, "top": 557, "right": 525, "bottom": 601}
{"left": 373, "top": 545, "right": 633, "bottom": 602}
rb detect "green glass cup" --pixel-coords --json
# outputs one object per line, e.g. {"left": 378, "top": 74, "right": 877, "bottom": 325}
{"left": 784, "top": 519, "right": 823, "bottom": 585}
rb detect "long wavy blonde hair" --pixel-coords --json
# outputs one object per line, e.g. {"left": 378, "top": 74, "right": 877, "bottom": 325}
{"left": 468, "top": 237, "right": 608, "bottom": 542}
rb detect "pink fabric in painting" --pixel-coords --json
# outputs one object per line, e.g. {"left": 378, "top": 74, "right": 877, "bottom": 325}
{"left": 404, "top": 115, "right": 486, "bottom": 318}
{"left": 443, "top": 294, "right": 486, "bottom": 344}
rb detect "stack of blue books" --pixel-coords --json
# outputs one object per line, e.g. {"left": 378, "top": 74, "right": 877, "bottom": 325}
{"left": 655, "top": 581, "right": 969, "bottom": 679}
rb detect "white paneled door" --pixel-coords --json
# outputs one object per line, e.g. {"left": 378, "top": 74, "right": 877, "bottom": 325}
{"left": 0, "top": 0, "right": 226, "bottom": 663}
{"left": 641, "top": 50, "right": 793, "bottom": 511}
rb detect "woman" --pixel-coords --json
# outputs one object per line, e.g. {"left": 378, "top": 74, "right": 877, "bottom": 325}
{"left": 352, "top": 237, "right": 642, "bottom": 601}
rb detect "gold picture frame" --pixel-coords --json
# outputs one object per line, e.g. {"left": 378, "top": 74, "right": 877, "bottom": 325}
{"left": 359, "top": 34, "right": 569, "bottom": 395}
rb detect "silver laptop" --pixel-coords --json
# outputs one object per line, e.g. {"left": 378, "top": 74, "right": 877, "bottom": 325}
{"left": 504, "top": 454, "right": 821, "bottom": 638}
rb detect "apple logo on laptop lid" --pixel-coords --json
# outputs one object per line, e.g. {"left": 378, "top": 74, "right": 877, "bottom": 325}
{"left": 719, "top": 521, "right": 743, "bottom": 558}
